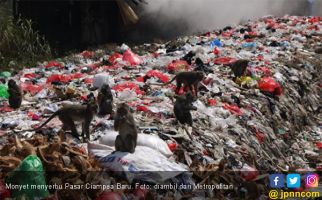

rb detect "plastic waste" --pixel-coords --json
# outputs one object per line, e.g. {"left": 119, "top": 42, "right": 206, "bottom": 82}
{"left": 166, "top": 60, "right": 190, "bottom": 72}
{"left": 113, "top": 82, "right": 144, "bottom": 95}
{"left": 122, "top": 49, "right": 143, "bottom": 66}
{"left": 45, "top": 61, "right": 63, "bottom": 69}
{"left": 210, "top": 38, "right": 222, "bottom": 48}
{"left": 88, "top": 143, "right": 187, "bottom": 184}
{"left": 0, "top": 84, "right": 9, "bottom": 98}
{"left": 93, "top": 73, "right": 114, "bottom": 89}
{"left": 258, "top": 77, "right": 282, "bottom": 96}
{"left": 6, "top": 155, "right": 49, "bottom": 199}
{"left": 0, "top": 71, "right": 11, "bottom": 78}
{"left": 108, "top": 53, "right": 123, "bottom": 64}
{"left": 99, "top": 131, "right": 173, "bottom": 157}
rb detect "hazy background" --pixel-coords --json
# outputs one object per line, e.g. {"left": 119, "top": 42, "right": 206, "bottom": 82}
{"left": 129, "top": 0, "right": 322, "bottom": 41}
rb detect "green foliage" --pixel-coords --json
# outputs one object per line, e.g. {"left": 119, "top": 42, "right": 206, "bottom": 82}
{"left": 0, "top": 6, "right": 52, "bottom": 71}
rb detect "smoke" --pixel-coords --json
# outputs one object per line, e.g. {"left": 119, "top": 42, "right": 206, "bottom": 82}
{"left": 128, "top": 0, "right": 321, "bottom": 41}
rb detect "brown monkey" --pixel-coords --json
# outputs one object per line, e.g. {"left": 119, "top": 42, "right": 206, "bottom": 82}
{"left": 97, "top": 84, "right": 113, "bottom": 116}
{"left": 149, "top": 71, "right": 204, "bottom": 96}
{"left": 228, "top": 59, "right": 249, "bottom": 80}
{"left": 34, "top": 101, "right": 98, "bottom": 141}
{"left": 114, "top": 103, "right": 137, "bottom": 153}
{"left": 7, "top": 79, "right": 22, "bottom": 109}
{"left": 173, "top": 92, "right": 197, "bottom": 126}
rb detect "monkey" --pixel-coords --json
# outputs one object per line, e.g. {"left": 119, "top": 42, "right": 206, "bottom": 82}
{"left": 33, "top": 101, "right": 97, "bottom": 141}
{"left": 227, "top": 59, "right": 249, "bottom": 81}
{"left": 149, "top": 71, "right": 204, "bottom": 96}
{"left": 97, "top": 83, "right": 113, "bottom": 116}
{"left": 7, "top": 79, "right": 22, "bottom": 109}
{"left": 173, "top": 92, "right": 197, "bottom": 126}
{"left": 114, "top": 103, "right": 137, "bottom": 153}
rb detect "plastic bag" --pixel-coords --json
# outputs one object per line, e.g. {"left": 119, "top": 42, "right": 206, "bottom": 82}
{"left": 210, "top": 38, "right": 222, "bottom": 48}
{"left": 166, "top": 60, "right": 190, "bottom": 72}
{"left": 145, "top": 70, "right": 169, "bottom": 83}
{"left": 45, "top": 61, "right": 63, "bottom": 69}
{"left": 93, "top": 73, "right": 113, "bottom": 89}
{"left": 6, "top": 155, "right": 49, "bottom": 199}
{"left": 113, "top": 82, "right": 144, "bottom": 95}
{"left": 213, "top": 57, "right": 236, "bottom": 65}
{"left": 0, "top": 84, "right": 9, "bottom": 98}
{"left": 0, "top": 71, "right": 11, "bottom": 78}
{"left": 88, "top": 144, "right": 187, "bottom": 184}
{"left": 108, "top": 53, "right": 123, "bottom": 64}
{"left": 258, "top": 77, "right": 282, "bottom": 96}
{"left": 99, "top": 131, "right": 173, "bottom": 157}
{"left": 123, "top": 49, "right": 143, "bottom": 66}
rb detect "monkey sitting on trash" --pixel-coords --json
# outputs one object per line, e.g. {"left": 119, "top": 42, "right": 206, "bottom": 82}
{"left": 97, "top": 83, "right": 113, "bottom": 116}
{"left": 7, "top": 79, "right": 22, "bottom": 109}
{"left": 114, "top": 103, "right": 138, "bottom": 153}
{"left": 173, "top": 92, "right": 197, "bottom": 126}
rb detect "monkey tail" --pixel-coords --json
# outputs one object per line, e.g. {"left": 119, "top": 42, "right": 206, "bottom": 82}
{"left": 34, "top": 111, "right": 59, "bottom": 131}
{"left": 148, "top": 75, "right": 177, "bottom": 86}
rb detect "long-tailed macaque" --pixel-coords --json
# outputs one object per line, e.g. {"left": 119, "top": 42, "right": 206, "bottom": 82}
{"left": 35, "top": 101, "right": 98, "bottom": 141}
{"left": 97, "top": 84, "right": 113, "bottom": 116}
{"left": 173, "top": 92, "right": 197, "bottom": 126}
{"left": 8, "top": 79, "right": 22, "bottom": 109}
{"left": 149, "top": 71, "right": 204, "bottom": 96}
{"left": 114, "top": 103, "right": 137, "bottom": 153}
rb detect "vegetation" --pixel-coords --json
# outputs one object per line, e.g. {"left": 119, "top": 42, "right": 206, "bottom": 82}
{"left": 0, "top": 6, "right": 52, "bottom": 71}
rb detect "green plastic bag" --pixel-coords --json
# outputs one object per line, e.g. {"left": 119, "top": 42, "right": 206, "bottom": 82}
{"left": 0, "top": 84, "right": 9, "bottom": 98}
{"left": 6, "top": 155, "right": 49, "bottom": 199}
{"left": 0, "top": 71, "right": 11, "bottom": 78}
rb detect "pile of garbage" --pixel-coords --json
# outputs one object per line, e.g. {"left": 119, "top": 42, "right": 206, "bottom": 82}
{"left": 0, "top": 15, "right": 321, "bottom": 199}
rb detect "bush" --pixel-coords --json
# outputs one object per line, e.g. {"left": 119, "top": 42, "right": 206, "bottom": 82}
{"left": 0, "top": 6, "right": 52, "bottom": 71}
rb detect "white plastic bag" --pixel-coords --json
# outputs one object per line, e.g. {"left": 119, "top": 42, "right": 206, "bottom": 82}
{"left": 93, "top": 73, "right": 114, "bottom": 89}
{"left": 99, "top": 131, "right": 173, "bottom": 157}
{"left": 88, "top": 143, "right": 187, "bottom": 184}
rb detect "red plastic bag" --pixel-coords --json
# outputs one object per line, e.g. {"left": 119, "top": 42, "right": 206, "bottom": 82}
{"left": 84, "top": 78, "right": 93, "bottom": 84}
{"left": 166, "top": 60, "right": 190, "bottom": 72}
{"left": 258, "top": 77, "right": 282, "bottom": 96}
{"left": 95, "top": 192, "right": 122, "bottom": 200}
{"left": 108, "top": 53, "right": 123, "bottom": 64}
{"left": 316, "top": 142, "right": 322, "bottom": 149}
{"left": 137, "top": 105, "right": 149, "bottom": 112}
{"left": 213, "top": 47, "right": 220, "bottom": 55}
{"left": 21, "top": 83, "right": 43, "bottom": 95}
{"left": 208, "top": 98, "right": 217, "bottom": 106}
{"left": 223, "top": 103, "right": 243, "bottom": 115}
{"left": 23, "top": 73, "right": 38, "bottom": 79}
{"left": 113, "top": 82, "right": 144, "bottom": 95}
{"left": 45, "top": 61, "right": 63, "bottom": 69}
{"left": 144, "top": 70, "right": 169, "bottom": 83}
{"left": 123, "top": 49, "right": 143, "bottom": 66}
{"left": 213, "top": 57, "right": 236, "bottom": 65}
{"left": 46, "top": 74, "right": 71, "bottom": 84}
{"left": 167, "top": 142, "right": 177, "bottom": 152}
{"left": 0, "top": 104, "right": 14, "bottom": 113}
{"left": 255, "top": 130, "right": 265, "bottom": 143}
{"left": 81, "top": 50, "right": 94, "bottom": 58}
